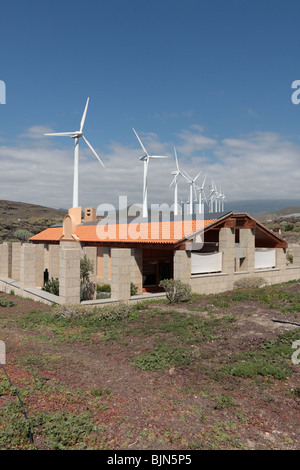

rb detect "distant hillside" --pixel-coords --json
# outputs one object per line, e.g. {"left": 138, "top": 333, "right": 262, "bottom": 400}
{"left": 0, "top": 200, "right": 66, "bottom": 221}
{"left": 254, "top": 207, "right": 300, "bottom": 222}
{"left": 226, "top": 199, "right": 300, "bottom": 216}
{"left": 0, "top": 200, "right": 66, "bottom": 242}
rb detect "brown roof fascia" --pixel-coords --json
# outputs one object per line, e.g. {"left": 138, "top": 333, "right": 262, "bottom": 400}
{"left": 174, "top": 212, "right": 234, "bottom": 247}
{"left": 174, "top": 211, "right": 288, "bottom": 249}
{"left": 232, "top": 212, "right": 287, "bottom": 248}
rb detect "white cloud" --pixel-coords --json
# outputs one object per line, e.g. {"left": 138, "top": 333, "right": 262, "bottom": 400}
{"left": 18, "top": 125, "right": 55, "bottom": 140}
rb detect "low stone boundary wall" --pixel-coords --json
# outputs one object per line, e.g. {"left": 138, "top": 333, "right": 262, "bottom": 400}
{"left": 190, "top": 266, "right": 300, "bottom": 294}
{"left": 0, "top": 277, "right": 166, "bottom": 307}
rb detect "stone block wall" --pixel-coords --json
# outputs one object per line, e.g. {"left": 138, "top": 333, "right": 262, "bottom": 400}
{"left": 59, "top": 241, "right": 81, "bottom": 304}
{"left": 131, "top": 248, "right": 143, "bottom": 294}
{"left": 110, "top": 248, "right": 131, "bottom": 300}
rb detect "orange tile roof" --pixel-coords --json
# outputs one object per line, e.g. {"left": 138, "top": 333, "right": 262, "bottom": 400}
{"left": 30, "top": 219, "right": 217, "bottom": 244}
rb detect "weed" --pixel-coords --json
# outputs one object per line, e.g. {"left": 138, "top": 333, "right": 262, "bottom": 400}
{"left": 135, "top": 343, "right": 191, "bottom": 371}
{"left": 214, "top": 394, "right": 236, "bottom": 410}
{"left": 0, "top": 298, "right": 14, "bottom": 307}
{"left": 90, "top": 387, "right": 111, "bottom": 397}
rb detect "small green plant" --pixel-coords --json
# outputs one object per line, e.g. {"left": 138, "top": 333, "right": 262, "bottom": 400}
{"left": 159, "top": 279, "right": 192, "bottom": 304}
{"left": 0, "top": 298, "right": 15, "bottom": 307}
{"left": 130, "top": 282, "right": 138, "bottom": 296}
{"left": 42, "top": 278, "right": 59, "bottom": 296}
{"left": 286, "top": 252, "right": 294, "bottom": 265}
{"left": 91, "top": 387, "right": 111, "bottom": 397}
{"left": 9, "top": 290, "right": 15, "bottom": 296}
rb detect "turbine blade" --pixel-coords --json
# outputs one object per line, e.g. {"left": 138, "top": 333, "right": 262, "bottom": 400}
{"left": 82, "top": 135, "right": 105, "bottom": 168}
{"left": 44, "top": 132, "right": 76, "bottom": 136}
{"left": 174, "top": 146, "right": 179, "bottom": 170}
{"left": 148, "top": 155, "right": 168, "bottom": 159}
{"left": 169, "top": 175, "right": 177, "bottom": 187}
{"left": 80, "top": 97, "right": 89, "bottom": 132}
{"left": 181, "top": 169, "right": 192, "bottom": 181}
{"left": 194, "top": 171, "right": 202, "bottom": 181}
{"left": 133, "top": 128, "right": 148, "bottom": 156}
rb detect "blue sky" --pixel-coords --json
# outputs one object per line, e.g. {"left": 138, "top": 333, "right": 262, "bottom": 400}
{"left": 1, "top": 0, "right": 300, "bottom": 210}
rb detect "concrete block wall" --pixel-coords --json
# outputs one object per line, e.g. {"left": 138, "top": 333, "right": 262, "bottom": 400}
{"left": 111, "top": 248, "right": 131, "bottom": 300}
{"left": 239, "top": 228, "right": 255, "bottom": 272}
{"left": 131, "top": 248, "right": 143, "bottom": 294}
{"left": 287, "top": 243, "right": 300, "bottom": 266}
{"left": 11, "top": 242, "right": 21, "bottom": 281}
{"left": 173, "top": 250, "right": 191, "bottom": 283}
{"left": 0, "top": 243, "right": 12, "bottom": 278}
{"left": 20, "top": 244, "right": 37, "bottom": 288}
{"left": 49, "top": 244, "right": 60, "bottom": 279}
{"left": 219, "top": 227, "right": 235, "bottom": 274}
{"left": 59, "top": 241, "right": 81, "bottom": 304}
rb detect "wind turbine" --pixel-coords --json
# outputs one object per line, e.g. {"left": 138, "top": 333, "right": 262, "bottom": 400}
{"left": 208, "top": 182, "right": 216, "bottom": 213}
{"left": 195, "top": 175, "right": 207, "bottom": 214}
{"left": 181, "top": 170, "right": 202, "bottom": 215}
{"left": 220, "top": 188, "right": 225, "bottom": 212}
{"left": 170, "top": 147, "right": 184, "bottom": 216}
{"left": 133, "top": 128, "right": 168, "bottom": 218}
{"left": 45, "top": 97, "right": 105, "bottom": 208}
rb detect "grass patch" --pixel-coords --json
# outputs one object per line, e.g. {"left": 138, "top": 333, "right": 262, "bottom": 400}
{"left": 226, "top": 329, "right": 299, "bottom": 380}
{"left": 135, "top": 343, "right": 191, "bottom": 371}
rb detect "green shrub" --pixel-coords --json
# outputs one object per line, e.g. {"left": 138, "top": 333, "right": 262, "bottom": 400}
{"left": 159, "top": 279, "right": 192, "bottom": 304}
{"left": 96, "top": 284, "right": 111, "bottom": 293}
{"left": 13, "top": 229, "right": 34, "bottom": 242}
{"left": 42, "top": 278, "right": 59, "bottom": 296}
{"left": 233, "top": 276, "right": 265, "bottom": 290}
{"left": 53, "top": 302, "right": 132, "bottom": 322}
{"left": 80, "top": 255, "right": 95, "bottom": 301}
{"left": 130, "top": 282, "right": 138, "bottom": 296}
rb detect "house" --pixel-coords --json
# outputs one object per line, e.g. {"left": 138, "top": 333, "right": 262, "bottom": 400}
{"left": 0, "top": 205, "right": 298, "bottom": 305}
{"left": 24, "top": 205, "right": 298, "bottom": 301}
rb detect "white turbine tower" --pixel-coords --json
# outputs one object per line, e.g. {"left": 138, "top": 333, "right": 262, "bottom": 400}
{"left": 221, "top": 188, "right": 226, "bottom": 212}
{"left": 208, "top": 182, "right": 216, "bottom": 213}
{"left": 195, "top": 175, "right": 207, "bottom": 214}
{"left": 45, "top": 97, "right": 105, "bottom": 208}
{"left": 181, "top": 170, "right": 202, "bottom": 215}
{"left": 170, "top": 147, "right": 183, "bottom": 216}
{"left": 133, "top": 128, "right": 168, "bottom": 218}
{"left": 214, "top": 183, "right": 220, "bottom": 212}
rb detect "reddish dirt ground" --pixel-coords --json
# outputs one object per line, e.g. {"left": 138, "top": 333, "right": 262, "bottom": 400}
{"left": 0, "top": 285, "right": 299, "bottom": 451}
